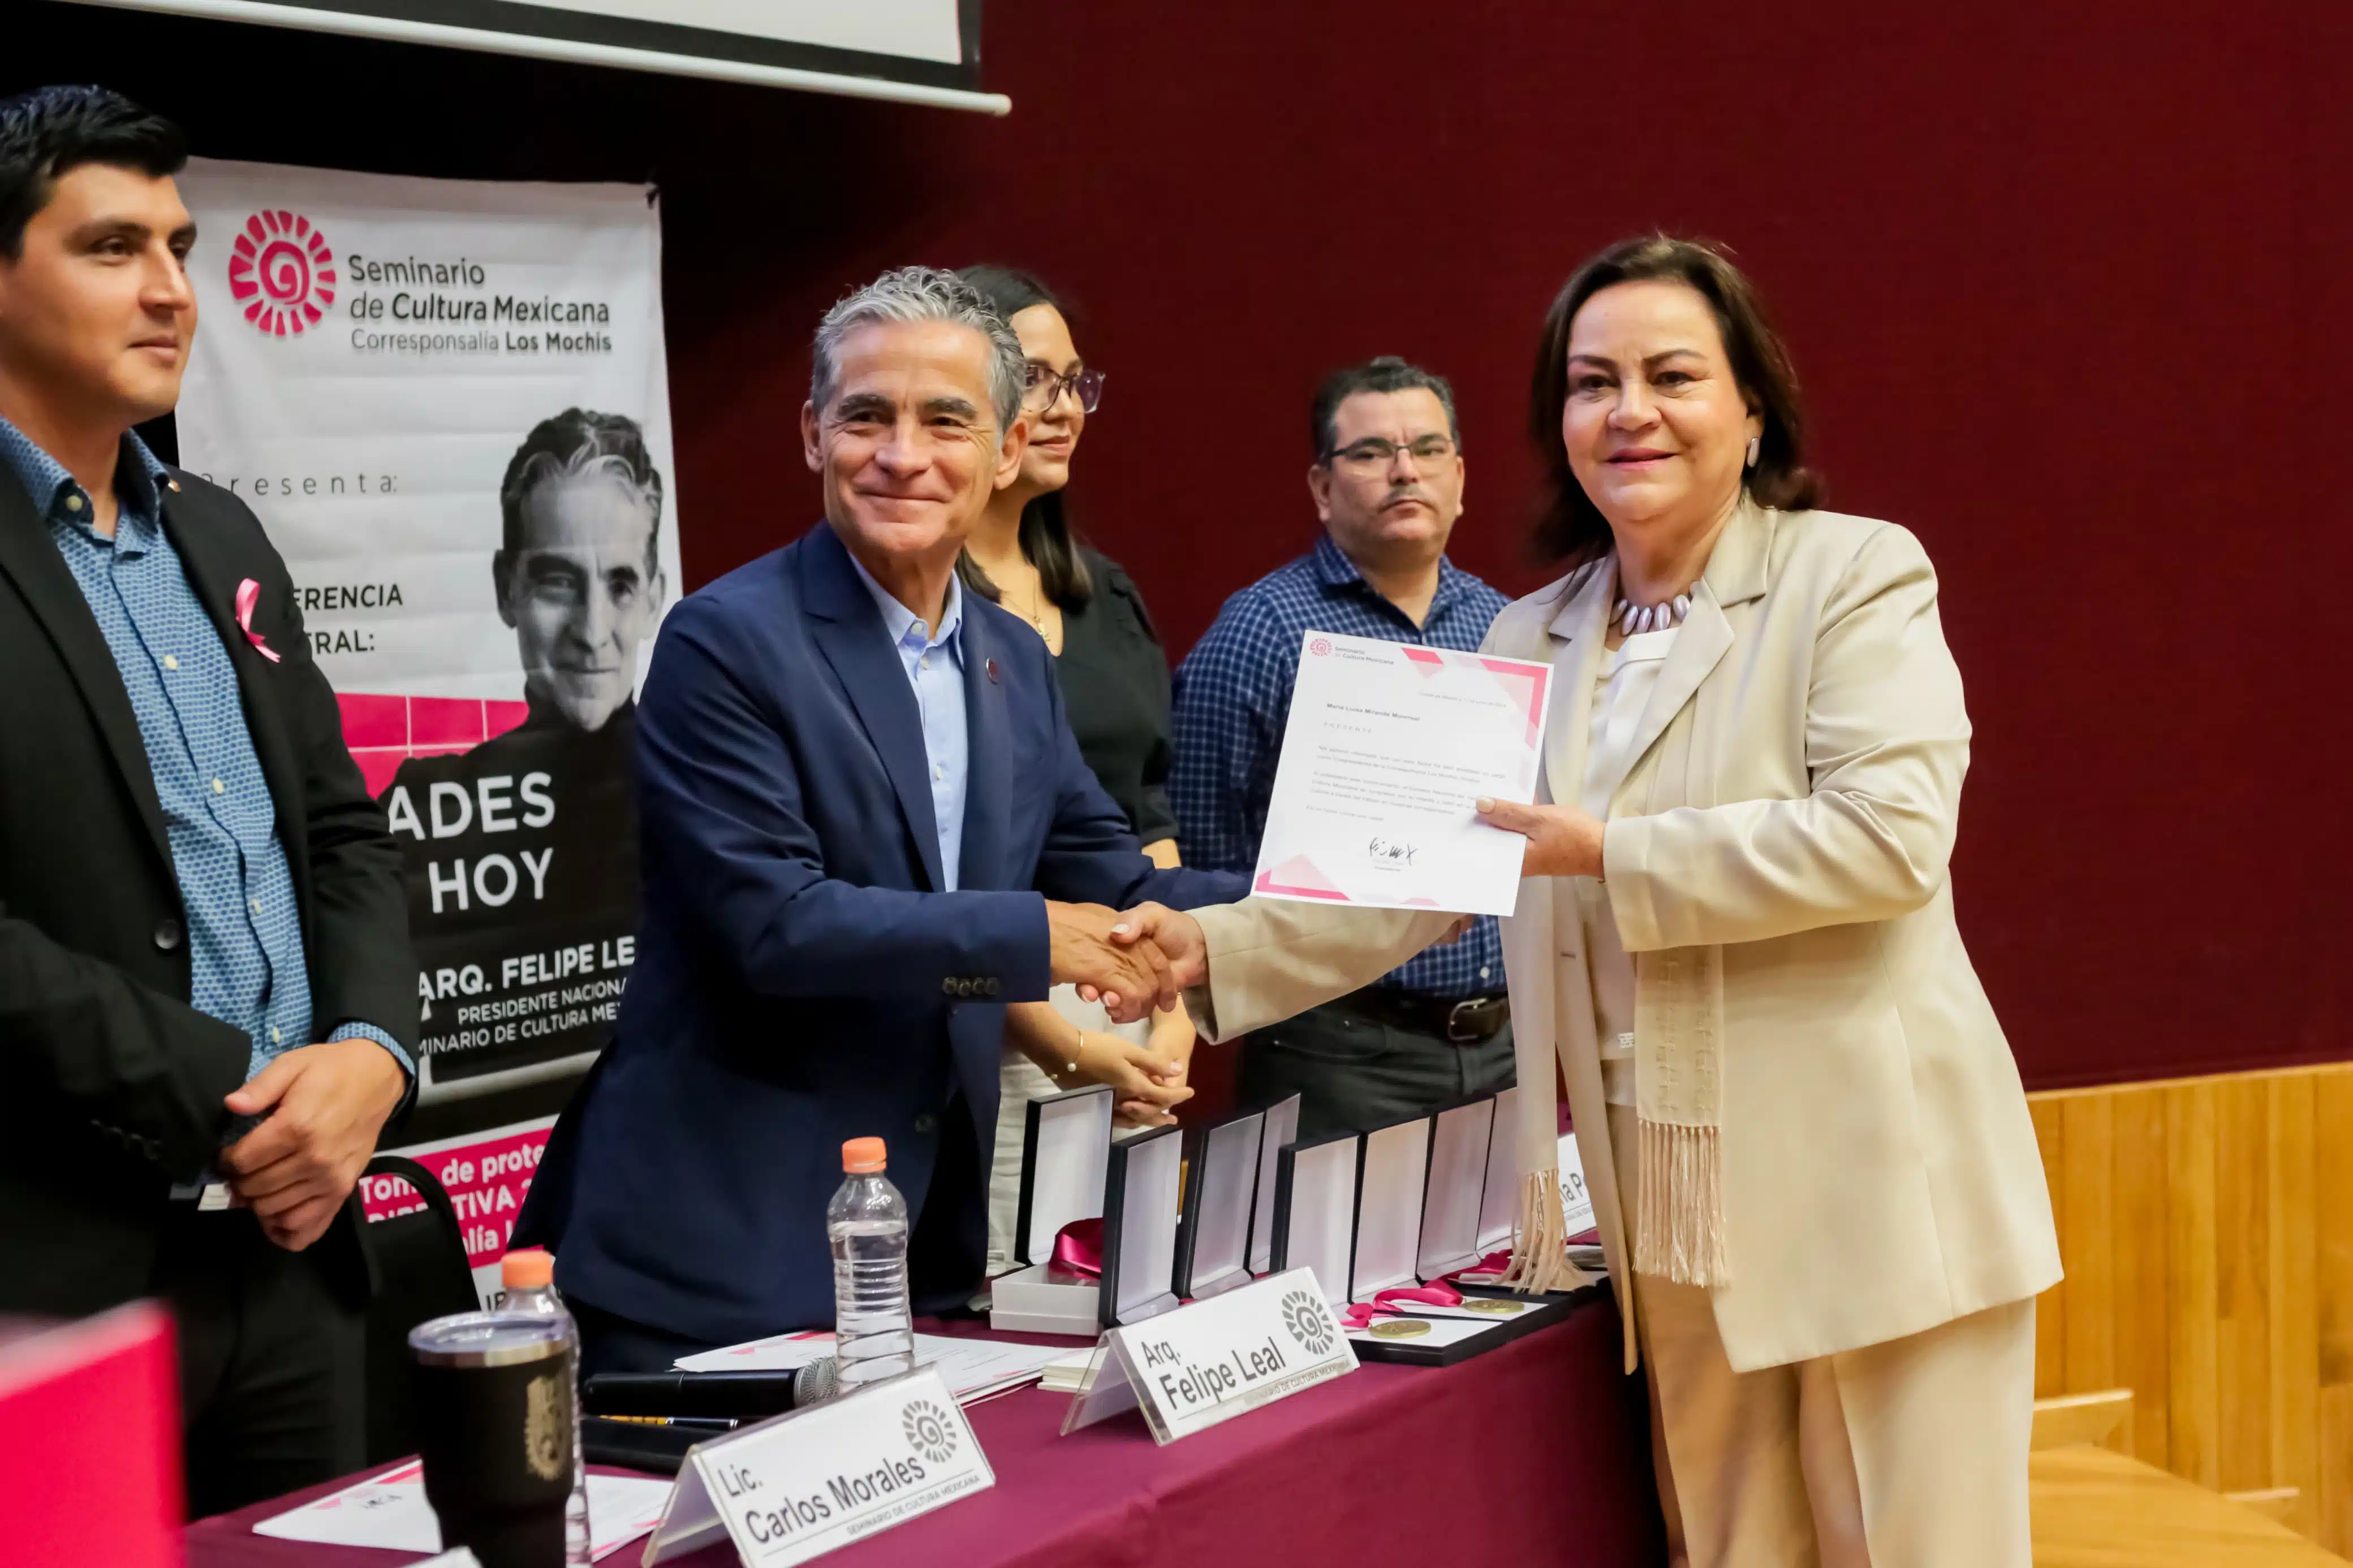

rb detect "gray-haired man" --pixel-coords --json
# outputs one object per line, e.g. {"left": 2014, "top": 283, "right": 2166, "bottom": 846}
{"left": 516, "top": 267, "right": 1246, "bottom": 1372}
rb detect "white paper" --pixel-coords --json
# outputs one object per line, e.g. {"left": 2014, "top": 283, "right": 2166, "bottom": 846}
{"left": 675, "top": 1332, "right": 1069, "bottom": 1404}
{"left": 673, "top": 1329, "right": 833, "bottom": 1372}
{"left": 1036, "top": 1346, "right": 1102, "bottom": 1392}
{"left": 1252, "top": 631, "right": 1550, "bottom": 915}
{"left": 1559, "top": 1131, "right": 1596, "bottom": 1235}
{"left": 253, "top": 1462, "right": 669, "bottom": 1559}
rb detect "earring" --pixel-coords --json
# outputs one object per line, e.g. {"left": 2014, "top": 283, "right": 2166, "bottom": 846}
{"left": 1745, "top": 435, "right": 1761, "bottom": 469}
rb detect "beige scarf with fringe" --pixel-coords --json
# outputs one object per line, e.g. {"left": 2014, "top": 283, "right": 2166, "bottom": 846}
{"left": 1493, "top": 556, "right": 1731, "bottom": 1294}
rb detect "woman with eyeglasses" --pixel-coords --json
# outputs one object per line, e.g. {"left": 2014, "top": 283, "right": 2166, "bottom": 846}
{"left": 955, "top": 266, "right": 1196, "bottom": 1273}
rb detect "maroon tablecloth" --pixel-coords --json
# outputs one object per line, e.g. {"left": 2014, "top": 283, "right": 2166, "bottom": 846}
{"left": 187, "top": 1297, "right": 1662, "bottom": 1568}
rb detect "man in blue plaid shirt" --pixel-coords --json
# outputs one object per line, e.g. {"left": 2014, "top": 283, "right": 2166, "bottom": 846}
{"left": 1170, "top": 357, "right": 1513, "bottom": 1137}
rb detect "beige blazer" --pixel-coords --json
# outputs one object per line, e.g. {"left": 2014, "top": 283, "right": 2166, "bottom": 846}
{"left": 1188, "top": 503, "right": 2060, "bottom": 1373}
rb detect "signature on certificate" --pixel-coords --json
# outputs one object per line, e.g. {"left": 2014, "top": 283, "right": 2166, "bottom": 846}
{"left": 1367, "top": 835, "right": 1420, "bottom": 869}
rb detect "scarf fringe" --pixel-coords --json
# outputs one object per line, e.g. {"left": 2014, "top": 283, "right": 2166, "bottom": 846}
{"left": 1499, "top": 1169, "right": 1596, "bottom": 1295}
{"left": 1633, "top": 1118, "right": 1730, "bottom": 1286}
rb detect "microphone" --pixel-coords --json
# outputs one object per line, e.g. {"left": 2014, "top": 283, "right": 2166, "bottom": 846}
{"left": 583, "top": 1358, "right": 839, "bottom": 1420}
{"left": 795, "top": 1354, "right": 839, "bottom": 1406}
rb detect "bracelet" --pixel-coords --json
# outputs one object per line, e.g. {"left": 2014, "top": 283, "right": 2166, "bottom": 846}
{"left": 1065, "top": 1030, "right": 1083, "bottom": 1076}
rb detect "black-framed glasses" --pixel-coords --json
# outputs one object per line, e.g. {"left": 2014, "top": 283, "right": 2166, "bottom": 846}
{"left": 1323, "top": 434, "right": 1457, "bottom": 473}
{"left": 1024, "top": 361, "right": 1106, "bottom": 414}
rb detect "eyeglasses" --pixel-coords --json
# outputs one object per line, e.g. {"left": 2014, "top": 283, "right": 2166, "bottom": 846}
{"left": 1323, "top": 434, "right": 1457, "bottom": 473}
{"left": 1024, "top": 361, "right": 1106, "bottom": 414}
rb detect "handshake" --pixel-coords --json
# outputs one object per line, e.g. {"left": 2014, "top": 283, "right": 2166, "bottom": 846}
{"left": 1044, "top": 901, "right": 1208, "bottom": 1024}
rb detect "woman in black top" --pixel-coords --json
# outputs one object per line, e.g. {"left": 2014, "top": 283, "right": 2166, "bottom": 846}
{"left": 958, "top": 266, "right": 1196, "bottom": 1271}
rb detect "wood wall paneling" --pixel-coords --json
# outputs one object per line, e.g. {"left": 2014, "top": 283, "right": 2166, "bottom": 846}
{"left": 2035, "top": 1098, "right": 2067, "bottom": 1399}
{"left": 2031, "top": 1062, "right": 2353, "bottom": 1551}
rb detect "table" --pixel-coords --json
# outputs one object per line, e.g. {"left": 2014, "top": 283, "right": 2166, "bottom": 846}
{"left": 188, "top": 1296, "right": 1662, "bottom": 1568}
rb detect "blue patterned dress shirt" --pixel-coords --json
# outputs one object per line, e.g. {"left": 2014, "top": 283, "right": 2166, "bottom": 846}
{"left": 0, "top": 417, "right": 410, "bottom": 1086}
{"left": 848, "top": 551, "right": 969, "bottom": 891}
{"left": 1170, "top": 533, "right": 1511, "bottom": 999}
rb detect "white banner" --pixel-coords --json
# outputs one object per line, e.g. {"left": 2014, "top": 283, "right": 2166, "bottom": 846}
{"left": 77, "top": 1, "right": 1005, "bottom": 116}
{"left": 176, "top": 158, "right": 678, "bottom": 1102}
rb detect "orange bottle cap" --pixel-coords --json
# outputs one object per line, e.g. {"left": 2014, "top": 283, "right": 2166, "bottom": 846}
{"left": 502, "top": 1247, "right": 554, "bottom": 1289}
{"left": 842, "top": 1137, "right": 887, "bottom": 1173}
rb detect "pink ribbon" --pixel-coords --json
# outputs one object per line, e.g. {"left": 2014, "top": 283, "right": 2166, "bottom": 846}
{"left": 1050, "top": 1217, "right": 1103, "bottom": 1280}
{"left": 1338, "top": 1280, "right": 1464, "bottom": 1332}
{"left": 1441, "top": 1248, "right": 1519, "bottom": 1286}
{"left": 234, "top": 578, "right": 281, "bottom": 663}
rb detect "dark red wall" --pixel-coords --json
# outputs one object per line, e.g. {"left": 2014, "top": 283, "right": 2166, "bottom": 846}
{"left": 19, "top": 0, "right": 2351, "bottom": 1091}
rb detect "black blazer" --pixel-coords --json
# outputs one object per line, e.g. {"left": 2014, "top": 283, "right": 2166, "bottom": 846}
{"left": 0, "top": 464, "right": 416, "bottom": 1316}
{"left": 1054, "top": 545, "right": 1179, "bottom": 846}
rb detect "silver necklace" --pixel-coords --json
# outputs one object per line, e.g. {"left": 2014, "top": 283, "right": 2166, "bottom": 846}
{"left": 1613, "top": 593, "right": 1692, "bottom": 636}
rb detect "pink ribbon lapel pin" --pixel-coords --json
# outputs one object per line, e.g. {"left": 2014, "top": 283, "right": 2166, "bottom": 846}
{"left": 234, "top": 578, "right": 282, "bottom": 663}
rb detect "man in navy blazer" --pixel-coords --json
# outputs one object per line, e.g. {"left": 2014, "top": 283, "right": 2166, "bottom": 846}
{"left": 527, "top": 268, "right": 1244, "bottom": 1371}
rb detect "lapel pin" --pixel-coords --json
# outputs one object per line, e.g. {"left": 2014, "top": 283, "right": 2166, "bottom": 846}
{"left": 166, "top": 478, "right": 181, "bottom": 493}
{"left": 985, "top": 658, "right": 1001, "bottom": 684}
{"left": 234, "top": 578, "right": 282, "bottom": 664}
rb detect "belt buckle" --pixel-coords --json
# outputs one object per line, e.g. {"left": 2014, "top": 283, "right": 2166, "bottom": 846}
{"left": 1445, "top": 999, "right": 1483, "bottom": 1043}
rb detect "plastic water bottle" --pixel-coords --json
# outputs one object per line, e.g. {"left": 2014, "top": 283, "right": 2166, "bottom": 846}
{"left": 828, "top": 1137, "right": 913, "bottom": 1389}
{"left": 502, "top": 1249, "right": 593, "bottom": 1567}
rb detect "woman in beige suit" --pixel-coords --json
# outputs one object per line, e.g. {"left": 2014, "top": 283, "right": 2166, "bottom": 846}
{"left": 1131, "top": 237, "right": 2059, "bottom": 1567}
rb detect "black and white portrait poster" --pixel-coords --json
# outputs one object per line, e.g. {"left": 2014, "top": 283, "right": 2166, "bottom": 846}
{"left": 175, "top": 159, "right": 679, "bottom": 1105}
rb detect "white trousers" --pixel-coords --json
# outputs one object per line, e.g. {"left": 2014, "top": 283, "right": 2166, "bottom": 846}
{"left": 1607, "top": 1105, "right": 2036, "bottom": 1568}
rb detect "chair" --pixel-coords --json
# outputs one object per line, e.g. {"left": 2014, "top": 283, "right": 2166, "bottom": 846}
{"left": 349, "top": 1154, "right": 481, "bottom": 1464}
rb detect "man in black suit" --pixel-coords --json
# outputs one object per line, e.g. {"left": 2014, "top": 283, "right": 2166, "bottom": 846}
{"left": 0, "top": 87, "right": 415, "bottom": 1514}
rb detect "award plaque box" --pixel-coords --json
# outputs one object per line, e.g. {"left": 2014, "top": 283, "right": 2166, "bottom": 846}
{"left": 1346, "top": 1297, "right": 1575, "bottom": 1367}
{"left": 1269, "top": 1130, "right": 1361, "bottom": 1307}
{"left": 1173, "top": 1107, "right": 1265, "bottom": 1302}
{"left": 1098, "top": 1123, "right": 1184, "bottom": 1327}
{"left": 1244, "top": 1093, "right": 1303, "bottom": 1277}
{"left": 990, "top": 1085, "right": 1114, "bottom": 1336}
{"left": 1417, "top": 1096, "right": 1498, "bottom": 1282}
{"left": 1347, "top": 1115, "right": 1432, "bottom": 1303}
{"left": 1474, "top": 1085, "right": 1523, "bottom": 1260}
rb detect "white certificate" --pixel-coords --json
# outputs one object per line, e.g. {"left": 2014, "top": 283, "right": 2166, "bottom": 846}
{"left": 1252, "top": 630, "right": 1550, "bottom": 917}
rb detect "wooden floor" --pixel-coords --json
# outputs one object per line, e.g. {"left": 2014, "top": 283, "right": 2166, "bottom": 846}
{"left": 2032, "top": 1445, "right": 2352, "bottom": 1566}
{"left": 2027, "top": 1061, "right": 2353, "bottom": 1548}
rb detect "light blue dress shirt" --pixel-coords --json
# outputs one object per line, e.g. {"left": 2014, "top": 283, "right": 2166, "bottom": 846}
{"left": 848, "top": 552, "right": 969, "bottom": 891}
{"left": 0, "top": 416, "right": 410, "bottom": 1085}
